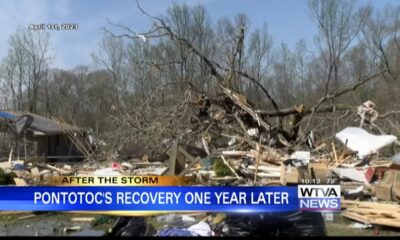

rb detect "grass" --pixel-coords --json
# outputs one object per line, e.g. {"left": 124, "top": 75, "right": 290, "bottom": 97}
{"left": 214, "top": 158, "right": 233, "bottom": 177}
{"left": 0, "top": 216, "right": 17, "bottom": 228}
{"left": 325, "top": 216, "right": 400, "bottom": 236}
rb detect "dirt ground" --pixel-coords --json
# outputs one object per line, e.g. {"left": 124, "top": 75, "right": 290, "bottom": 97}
{"left": 0, "top": 212, "right": 109, "bottom": 236}
{"left": 1, "top": 212, "right": 400, "bottom": 236}
{"left": 325, "top": 215, "right": 400, "bottom": 237}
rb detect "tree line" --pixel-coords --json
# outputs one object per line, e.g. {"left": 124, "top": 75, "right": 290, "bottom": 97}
{"left": 1, "top": 0, "right": 400, "bottom": 153}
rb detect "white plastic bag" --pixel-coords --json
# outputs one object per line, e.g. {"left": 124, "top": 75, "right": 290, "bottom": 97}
{"left": 186, "top": 221, "right": 213, "bottom": 236}
{"left": 335, "top": 127, "right": 396, "bottom": 158}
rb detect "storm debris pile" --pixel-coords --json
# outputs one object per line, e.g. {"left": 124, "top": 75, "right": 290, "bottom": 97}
{"left": 1, "top": 93, "right": 400, "bottom": 234}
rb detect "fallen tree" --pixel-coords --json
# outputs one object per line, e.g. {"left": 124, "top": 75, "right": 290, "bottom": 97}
{"left": 101, "top": 0, "right": 397, "bottom": 156}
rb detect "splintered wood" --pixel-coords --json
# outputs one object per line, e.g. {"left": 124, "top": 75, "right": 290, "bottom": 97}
{"left": 341, "top": 200, "right": 400, "bottom": 228}
{"left": 221, "top": 86, "right": 270, "bottom": 131}
{"left": 221, "top": 149, "right": 286, "bottom": 165}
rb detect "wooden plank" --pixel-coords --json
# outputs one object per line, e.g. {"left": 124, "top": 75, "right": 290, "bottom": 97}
{"left": 167, "top": 143, "right": 178, "bottom": 176}
{"left": 346, "top": 208, "right": 400, "bottom": 218}
{"left": 31, "top": 167, "right": 40, "bottom": 177}
{"left": 176, "top": 146, "right": 192, "bottom": 176}
{"left": 178, "top": 156, "right": 201, "bottom": 177}
{"left": 202, "top": 137, "right": 210, "bottom": 156}
{"left": 178, "top": 146, "right": 197, "bottom": 162}
{"left": 256, "top": 172, "right": 281, "bottom": 178}
{"left": 13, "top": 178, "right": 27, "bottom": 186}
{"left": 71, "top": 217, "right": 95, "bottom": 222}
{"left": 342, "top": 211, "right": 372, "bottom": 224}
{"left": 248, "top": 165, "right": 281, "bottom": 172}
{"left": 254, "top": 141, "right": 261, "bottom": 183}
{"left": 341, "top": 200, "right": 400, "bottom": 211}
{"left": 0, "top": 211, "right": 32, "bottom": 216}
{"left": 280, "top": 163, "right": 286, "bottom": 186}
{"left": 371, "top": 218, "right": 400, "bottom": 228}
{"left": 343, "top": 208, "right": 400, "bottom": 229}
{"left": 0, "top": 161, "right": 11, "bottom": 170}
{"left": 332, "top": 142, "right": 338, "bottom": 164}
{"left": 44, "top": 164, "right": 69, "bottom": 174}
{"left": 221, "top": 151, "right": 249, "bottom": 156}
{"left": 17, "top": 214, "right": 36, "bottom": 220}
{"left": 8, "top": 149, "right": 13, "bottom": 163}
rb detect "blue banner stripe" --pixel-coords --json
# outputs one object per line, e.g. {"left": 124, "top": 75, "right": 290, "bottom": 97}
{"left": 0, "top": 186, "right": 299, "bottom": 212}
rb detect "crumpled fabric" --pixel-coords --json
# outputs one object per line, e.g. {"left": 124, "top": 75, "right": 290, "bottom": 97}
{"left": 214, "top": 212, "right": 326, "bottom": 237}
{"left": 158, "top": 221, "right": 214, "bottom": 237}
{"left": 158, "top": 227, "right": 197, "bottom": 236}
{"left": 187, "top": 221, "right": 213, "bottom": 236}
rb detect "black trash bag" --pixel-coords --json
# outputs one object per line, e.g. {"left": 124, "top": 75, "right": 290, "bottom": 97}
{"left": 103, "top": 217, "right": 147, "bottom": 237}
{"left": 216, "top": 211, "right": 325, "bottom": 237}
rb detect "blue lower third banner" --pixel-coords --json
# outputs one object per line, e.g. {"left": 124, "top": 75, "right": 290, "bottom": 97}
{"left": 0, "top": 186, "right": 300, "bottom": 212}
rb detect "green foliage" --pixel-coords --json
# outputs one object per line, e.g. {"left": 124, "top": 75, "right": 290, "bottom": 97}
{"left": 213, "top": 158, "right": 233, "bottom": 177}
{"left": 91, "top": 215, "right": 118, "bottom": 226}
{"left": 0, "top": 168, "right": 17, "bottom": 185}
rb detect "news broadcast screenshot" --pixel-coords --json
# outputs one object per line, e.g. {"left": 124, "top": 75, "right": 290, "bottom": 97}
{"left": 0, "top": 0, "right": 400, "bottom": 237}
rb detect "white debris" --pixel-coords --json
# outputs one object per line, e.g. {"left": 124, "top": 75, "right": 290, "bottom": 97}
{"left": 336, "top": 127, "right": 397, "bottom": 158}
{"left": 182, "top": 215, "right": 196, "bottom": 223}
{"left": 137, "top": 34, "right": 147, "bottom": 42}
{"left": 156, "top": 214, "right": 180, "bottom": 223}
{"left": 346, "top": 185, "right": 364, "bottom": 195}
{"left": 322, "top": 212, "right": 334, "bottom": 221}
{"left": 348, "top": 222, "right": 372, "bottom": 229}
{"left": 133, "top": 166, "right": 168, "bottom": 176}
{"left": 186, "top": 221, "right": 213, "bottom": 236}
{"left": 333, "top": 167, "right": 372, "bottom": 184}
{"left": 289, "top": 151, "right": 310, "bottom": 164}
{"left": 228, "top": 138, "right": 236, "bottom": 146}
{"left": 0, "top": 161, "right": 11, "bottom": 171}
{"left": 247, "top": 128, "right": 259, "bottom": 137}
{"left": 94, "top": 167, "right": 121, "bottom": 176}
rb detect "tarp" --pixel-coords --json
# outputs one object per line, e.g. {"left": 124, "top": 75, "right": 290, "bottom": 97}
{"left": 17, "top": 113, "right": 81, "bottom": 135}
{"left": 218, "top": 212, "right": 326, "bottom": 236}
{"left": 2, "top": 110, "right": 81, "bottom": 135}
{"left": 0, "top": 111, "right": 16, "bottom": 119}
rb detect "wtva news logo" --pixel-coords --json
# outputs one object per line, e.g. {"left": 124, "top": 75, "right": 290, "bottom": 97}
{"left": 298, "top": 185, "right": 341, "bottom": 212}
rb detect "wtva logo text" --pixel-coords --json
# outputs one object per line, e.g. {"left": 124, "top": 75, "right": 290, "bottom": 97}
{"left": 298, "top": 185, "right": 341, "bottom": 211}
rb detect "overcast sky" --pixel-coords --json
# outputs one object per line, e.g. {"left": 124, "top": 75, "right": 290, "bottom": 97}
{"left": 0, "top": 0, "right": 397, "bottom": 69}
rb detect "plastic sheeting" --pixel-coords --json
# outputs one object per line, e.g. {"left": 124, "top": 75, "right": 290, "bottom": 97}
{"left": 0, "top": 111, "right": 16, "bottom": 119}
{"left": 333, "top": 167, "right": 375, "bottom": 184}
{"left": 215, "top": 211, "right": 326, "bottom": 237}
{"left": 158, "top": 227, "right": 196, "bottom": 236}
{"left": 158, "top": 221, "right": 213, "bottom": 236}
{"left": 105, "top": 217, "right": 147, "bottom": 236}
{"left": 335, "top": 127, "right": 397, "bottom": 158}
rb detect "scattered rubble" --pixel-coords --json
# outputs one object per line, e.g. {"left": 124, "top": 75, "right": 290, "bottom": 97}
{"left": 2, "top": 95, "right": 400, "bottom": 235}
{"left": 63, "top": 226, "right": 82, "bottom": 233}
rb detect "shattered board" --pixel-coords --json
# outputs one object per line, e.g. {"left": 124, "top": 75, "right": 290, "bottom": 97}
{"left": 335, "top": 127, "right": 397, "bottom": 158}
